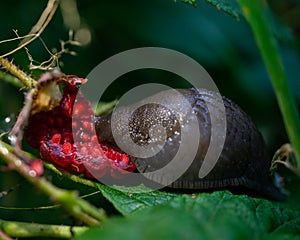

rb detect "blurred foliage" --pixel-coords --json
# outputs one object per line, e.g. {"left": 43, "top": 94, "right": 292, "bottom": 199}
{"left": 0, "top": 0, "right": 300, "bottom": 238}
{"left": 205, "top": 0, "right": 241, "bottom": 19}
{"left": 77, "top": 191, "right": 300, "bottom": 240}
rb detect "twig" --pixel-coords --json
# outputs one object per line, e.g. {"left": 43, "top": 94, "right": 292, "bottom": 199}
{"left": 9, "top": 87, "right": 35, "bottom": 152}
{"left": 0, "top": 0, "right": 59, "bottom": 58}
{"left": 0, "top": 219, "right": 88, "bottom": 239}
{"left": 0, "top": 190, "right": 100, "bottom": 211}
{"left": 26, "top": 30, "right": 81, "bottom": 71}
{"left": 61, "top": 170, "right": 98, "bottom": 188}
{"left": 0, "top": 58, "right": 36, "bottom": 88}
{"left": 0, "top": 141, "right": 107, "bottom": 226}
{"left": 0, "top": 34, "right": 36, "bottom": 45}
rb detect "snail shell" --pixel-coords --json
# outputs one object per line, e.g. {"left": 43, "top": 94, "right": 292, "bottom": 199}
{"left": 95, "top": 88, "right": 285, "bottom": 201}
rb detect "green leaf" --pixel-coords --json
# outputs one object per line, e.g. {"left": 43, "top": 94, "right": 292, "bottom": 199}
{"left": 96, "top": 184, "right": 178, "bottom": 216}
{"left": 180, "top": 0, "right": 197, "bottom": 7}
{"left": 204, "top": 0, "right": 241, "bottom": 19}
{"left": 178, "top": 0, "right": 241, "bottom": 19}
{"left": 76, "top": 191, "right": 300, "bottom": 240}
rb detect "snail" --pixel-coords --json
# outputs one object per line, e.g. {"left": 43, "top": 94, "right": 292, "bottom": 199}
{"left": 95, "top": 88, "right": 285, "bottom": 201}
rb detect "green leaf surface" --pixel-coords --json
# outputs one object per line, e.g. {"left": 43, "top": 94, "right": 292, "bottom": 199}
{"left": 77, "top": 191, "right": 300, "bottom": 240}
{"left": 180, "top": 0, "right": 197, "bottom": 7}
{"left": 97, "top": 184, "right": 178, "bottom": 216}
{"left": 179, "top": 0, "right": 241, "bottom": 19}
{"left": 204, "top": 0, "right": 241, "bottom": 19}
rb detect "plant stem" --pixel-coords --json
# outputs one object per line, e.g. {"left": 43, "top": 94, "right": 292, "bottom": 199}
{"left": 0, "top": 141, "right": 107, "bottom": 226}
{"left": 0, "top": 219, "right": 88, "bottom": 238}
{"left": 237, "top": 0, "right": 300, "bottom": 165}
{"left": 0, "top": 57, "right": 36, "bottom": 88}
{"left": 2, "top": 140, "right": 98, "bottom": 188}
{"left": 0, "top": 70, "right": 23, "bottom": 88}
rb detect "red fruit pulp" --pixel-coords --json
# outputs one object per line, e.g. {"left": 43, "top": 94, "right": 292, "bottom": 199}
{"left": 25, "top": 75, "right": 136, "bottom": 179}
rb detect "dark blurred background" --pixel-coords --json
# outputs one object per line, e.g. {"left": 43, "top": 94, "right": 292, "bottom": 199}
{"left": 0, "top": 0, "right": 299, "bottom": 225}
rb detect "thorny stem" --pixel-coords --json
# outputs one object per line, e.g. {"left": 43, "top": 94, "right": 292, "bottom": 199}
{"left": 0, "top": 219, "right": 88, "bottom": 239}
{"left": 0, "top": 57, "right": 36, "bottom": 88}
{"left": 0, "top": 141, "right": 107, "bottom": 226}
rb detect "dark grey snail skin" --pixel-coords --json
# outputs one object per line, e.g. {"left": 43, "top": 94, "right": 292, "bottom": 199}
{"left": 95, "top": 88, "right": 285, "bottom": 201}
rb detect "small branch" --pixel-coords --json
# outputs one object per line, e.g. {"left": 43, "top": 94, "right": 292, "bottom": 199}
{"left": 26, "top": 30, "right": 81, "bottom": 71}
{"left": 0, "top": 57, "right": 36, "bottom": 88}
{"left": 19, "top": 0, "right": 59, "bottom": 46}
{"left": 0, "top": 219, "right": 88, "bottom": 239}
{"left": 2, "top": 140, "right": 98, "bottom": 189}
{"left": 0, "top": 141, "right": 107, "bottom": 226}
{"left": 0, "top": 34, "right": 36, "bottom": 45}
{"left": 62, "top": 171, "right": 98, "bottom": 188}
{"left": 237, "top": 0, "right": 300, "bottom": 165}
{"left": 0, "top": 191, "right": 100, "bottom": 211}
{"left": 0, "top": 0, "right": 59, "bottom": 58}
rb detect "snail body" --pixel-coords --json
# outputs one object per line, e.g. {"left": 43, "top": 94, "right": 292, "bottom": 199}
{"left": 96, "top": 88, "right": 285, "bottom": 201}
